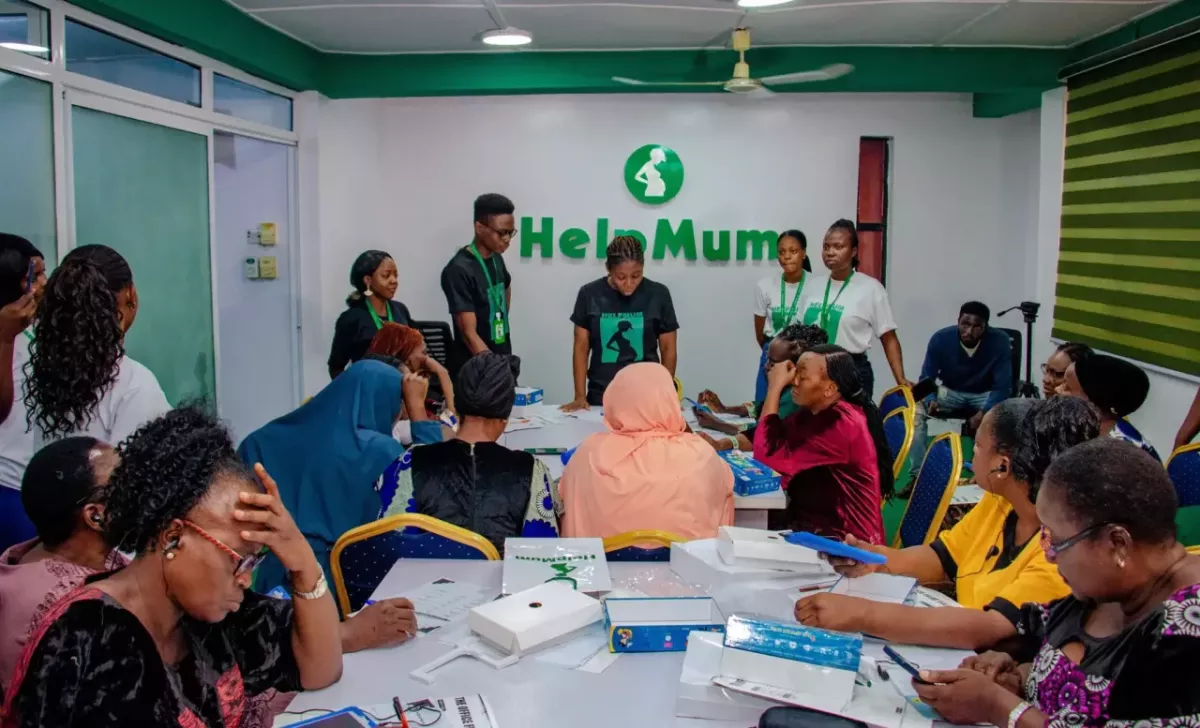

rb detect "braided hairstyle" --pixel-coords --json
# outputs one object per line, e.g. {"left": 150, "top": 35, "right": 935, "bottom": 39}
{"left": 811, "top": 343, "right": 895, "bottom": 499}
{"left": 346, "top": 250, "right": 392, "bottom": 306}
{"left": 606, "top": 235, "right": 644, "bottom": 270}
{"left": 26, "top": 245, "right": 132, "bottom": 439}
{"left": 827, "top": 219, "right": 860, "bottom": 270}
{"left": 1010, "top": 396, "right": 1101, "bottom": 501}
{"left": 102, "top": 404, "right": 253, "bottom": 554}
{"left": 778, "top": 229, "right": 813, "bottom": 273}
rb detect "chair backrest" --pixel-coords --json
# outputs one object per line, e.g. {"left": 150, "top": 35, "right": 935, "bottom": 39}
{"left": 412, "top": 320, "right": 453, "bottom": 368}
{"left": 603, "top": 530, "right": 686, "bottom": 562}
{"left": 893, "top": 432, "right": 963, "bottom": 548}
{"left": 995, "top": 327, "right": 1022, "bottom": 398}
{"left": 331, "top": 513, "right": 499, "bottom": 615}
{"left": 878, "top": 386, "right": 914, "bottom": 419}
{"left": 882, "top": 407, "right": 914, "bottom": 480}
{"left": 1168, "top": 444, "right": 1200, "bottom": 509}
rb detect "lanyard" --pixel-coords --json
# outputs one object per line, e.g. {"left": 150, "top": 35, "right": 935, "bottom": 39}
{"left": 819, "top": 272, "right": 854, "bottom": 330}
{"left": 468, "top": 243, "right": 508, "bottom": 342}
{"left": 21, "top": 330, "right": 33, "bottom": 342}
{"left": 366, "top": 299, "right": 394, "bottom": 330}
{"left": 776, "top": 272, "right": 806, "bottom": 326}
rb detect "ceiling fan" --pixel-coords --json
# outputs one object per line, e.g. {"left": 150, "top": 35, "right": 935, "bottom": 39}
{"left": 612, "top": 28, "right": 853, "bottom": 96}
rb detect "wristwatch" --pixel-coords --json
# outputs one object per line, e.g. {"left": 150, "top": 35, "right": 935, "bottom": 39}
{"left": 293, "top": 570, "right": 328, "bottom": 600}
{"left": 1007, "top": 701, "right": 1033, "bottom": 728}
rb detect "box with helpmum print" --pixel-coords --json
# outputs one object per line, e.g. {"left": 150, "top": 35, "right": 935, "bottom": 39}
{"left": 718, "top": 450, "right": 782, "bottom": 496}
{"left": 604, "top": 597, "right": 725, "bottom": 653}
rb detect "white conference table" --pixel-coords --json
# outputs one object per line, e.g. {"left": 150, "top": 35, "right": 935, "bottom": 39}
{"left": 282, "top": 559, "right": 750, "bottom": 728}
{"left": 499, "top": 405, "right": 787, "bottom": 517}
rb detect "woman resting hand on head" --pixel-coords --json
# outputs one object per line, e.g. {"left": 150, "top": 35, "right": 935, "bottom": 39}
{"left": 907, "top": 439, "right": 1200, "bottom": 728}
{"left": 1, "top": 406, "right": 343, "bottom": 727}
{"left": 795, "top": 397, "right": 1099, "bottom": 648}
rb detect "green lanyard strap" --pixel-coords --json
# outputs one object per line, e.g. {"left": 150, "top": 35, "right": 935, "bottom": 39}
{"left": 819, "top": 272, "right": 854, "bottom": 331}
{"left": 366, "top": 298, "right": 394, "bottom": 330}
{"left": 468, "top": 243, "right": 508, "bottom": 343}
{"left": 774, "top": 272, "right": 806, "bottom": 330}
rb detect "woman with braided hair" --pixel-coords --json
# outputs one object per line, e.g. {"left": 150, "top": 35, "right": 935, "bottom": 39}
{"left": 561, "top": 235, "right": 679, "bottom": 412}
{"left": 24, "top": 245, "right": 169, "bottom": 451}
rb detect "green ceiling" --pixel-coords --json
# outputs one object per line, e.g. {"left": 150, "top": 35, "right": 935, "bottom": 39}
{"left": 67, "top": 0, "right": 1200, "bottom": 117}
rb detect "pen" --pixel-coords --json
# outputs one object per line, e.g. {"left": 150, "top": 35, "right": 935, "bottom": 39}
{"left": 796, "top": 580, "right": 839, "bottom": 593}
{"left": 393, "top": 696, "right": 410, "bottom": 728}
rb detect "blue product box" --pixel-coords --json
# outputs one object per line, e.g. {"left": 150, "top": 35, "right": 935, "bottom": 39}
{"left": 719, "top": 451, "right": 782, "bottom": 496}
{"left": 514, "top": 387, "right": 544, "bottom": 407}
{"left": 722, "top": 615, "right": 862, "bottom": 671}
{"left": 604, "top": 597, "right": 725, "bottom": 653}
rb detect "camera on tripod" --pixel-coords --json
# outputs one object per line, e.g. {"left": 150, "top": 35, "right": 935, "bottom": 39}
{"left": 999, "top": 302, "right": 1041, "bottom": 399}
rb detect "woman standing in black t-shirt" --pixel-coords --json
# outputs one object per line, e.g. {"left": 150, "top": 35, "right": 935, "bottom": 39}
{"left": 328, "top": 250, "right": 414, "bottom": 378}
{"left": 562, "top": 237, "right": 679, "bottom": 411}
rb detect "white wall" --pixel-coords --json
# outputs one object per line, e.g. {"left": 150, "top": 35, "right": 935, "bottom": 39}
{"left": 309, "top": 93, "right": 1043, "bottom": 405}
{"left": 1033, "top": 89, "right": 1197, "bottom": 453}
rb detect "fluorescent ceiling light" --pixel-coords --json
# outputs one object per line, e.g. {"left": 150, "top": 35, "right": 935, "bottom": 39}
{"left": 0, "top": 42, "right": 49, "bottom": 54}
{"left": 737, "top": 0, "right": 796, "bottom": 6}
{"left": 481, "top": 28, "right": 533, "bottom": 47}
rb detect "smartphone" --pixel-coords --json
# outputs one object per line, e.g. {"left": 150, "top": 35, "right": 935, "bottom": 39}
{"left": 784, "top": 531, "right": 888, "bottom": 565}
{"left": 910, "top": 378, "right": 937, "bottom": 402}
{"left": 883, "top": 645, "right": 933, "bottom": 685}
{"left": 24, "top": 260, "right": 35, "bottom": 294}
{"left": 685, "top": 397, "right": 714, "bottom": 415}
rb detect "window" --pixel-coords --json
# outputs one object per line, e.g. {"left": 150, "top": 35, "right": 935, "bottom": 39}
{"left": 213, "top": 73, "right": 293, "bottom": 131}
{"left": 856, "top": 137, "right": 890, "bottom": 284}
{"left": 0, "top": 69, "right": 56, "bottom": 261}
{"left": 65, "top": 20, "right": 200, "bottom": 107}
{"left": 1055, "top": 32, "right": 1200, "bottom": 377}
{"left": 0, "top": 0, "right": 49, "bottom": 59}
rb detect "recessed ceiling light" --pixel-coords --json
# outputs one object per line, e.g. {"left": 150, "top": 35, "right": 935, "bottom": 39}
{"left": 481, "top": 28, "right": 533, "bottom": 47}
{"left": 0, "top": 42, "right": 49, "bottom": 54}
{"left": 737, "top": 0, "right": 795, "bottom": 7}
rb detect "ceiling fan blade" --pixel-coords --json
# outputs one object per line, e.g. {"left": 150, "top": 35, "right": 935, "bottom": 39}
{"left": 759, "top": 63, "right": 854, "bottom": 86}
{"left": 611, "top": 76, "right": 726, "bottom": 87}
{"left": 740, "top": 86, "right": 775, "bottom": 99}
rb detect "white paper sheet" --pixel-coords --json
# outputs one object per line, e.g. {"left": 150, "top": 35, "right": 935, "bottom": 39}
{"left": 531, "top": 621, "right": 610, "bottom": 668}
{"left": 377, "top": 578, "right": 497, "bottom": 635}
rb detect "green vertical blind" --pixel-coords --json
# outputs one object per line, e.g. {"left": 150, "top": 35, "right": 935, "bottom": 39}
{"left": 1056, "top": 32, "right": 1200, "bottom": 377}
{"left": 71, "top": 107, "right": 216, "bottom": 405}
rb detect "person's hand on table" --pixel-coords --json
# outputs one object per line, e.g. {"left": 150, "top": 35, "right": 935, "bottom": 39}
{"left": 961, "top": 651, "right": 1023, "bottom": 695}
{"left": 694, "top": 408, "right": 730, "bottom": 433}
{"left": 560, "top": 398, "right": 590, "bottom": 413}
{"left": 823, "top": 533, "right": 885, "bottom": 578}
{"left": 912, "top": 669, "right": 1024, "bottom": 726}
{"left": 794, "top": 592, "right": 871, "bottom": 632}
{"left": 697, "top": 390, "right": 725, "bottom": 413}
{"left": 767, "top": 360, "right": 796, "bottom": 393}
{"left": 343, "top": 598, "right": 418, "bottom": 652}
{"left": 697, "top": 432, "right": 732, "bottom": 452}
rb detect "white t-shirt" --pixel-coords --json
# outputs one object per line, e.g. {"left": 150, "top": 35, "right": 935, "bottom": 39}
{"left": 33, "top": 355, "right": 171, "bottom": 452}
{"left": 0, "top": 334, "right": 33, "bottom": 490}
{"left": 753, "top": 273, "right": 815, "bottom": 339}
{"left": 799, "top": 272, "right": 897, "bottom": 354}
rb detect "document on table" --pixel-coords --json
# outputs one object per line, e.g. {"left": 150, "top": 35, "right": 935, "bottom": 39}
{"left": 504, "top": 416, "right": 543, "bottom": 434}
{"left": 377, "top": 578, "right": 497, "bottom": 635}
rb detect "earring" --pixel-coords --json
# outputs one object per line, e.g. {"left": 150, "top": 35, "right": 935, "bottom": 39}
{"left": 1117, "top": 557, "right": 1126, "bottom": 568}
{"left": 165, "top": 551, "right": 176, "bottom": 561}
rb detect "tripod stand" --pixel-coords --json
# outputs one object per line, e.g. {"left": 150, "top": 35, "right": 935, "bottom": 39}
{"left": 998, "top": 302, "right": 1041, "bottom": 399}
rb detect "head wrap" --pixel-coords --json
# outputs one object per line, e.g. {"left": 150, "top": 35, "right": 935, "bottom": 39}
{"left": 457, "top": 352, "right": 515, "bottom": 420}
{"left": 1074, "top": 353, "right": 1150, "bottom": 418}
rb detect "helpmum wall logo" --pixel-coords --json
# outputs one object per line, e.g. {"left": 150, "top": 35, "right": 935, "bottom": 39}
{"left": 623, "top": 145, "right": 684, "bottom": 205}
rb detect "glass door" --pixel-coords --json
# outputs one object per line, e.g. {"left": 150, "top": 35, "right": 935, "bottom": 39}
{"left": 68, "top": 93, "right": 216, "bottom": 407}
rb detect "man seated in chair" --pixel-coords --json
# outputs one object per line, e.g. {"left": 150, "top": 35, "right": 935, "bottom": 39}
{"left": 378, "top": 352, "right": 562, "bottom": 555}
{"left": 908, "top": 302, "right": 1011, "bottom": 485}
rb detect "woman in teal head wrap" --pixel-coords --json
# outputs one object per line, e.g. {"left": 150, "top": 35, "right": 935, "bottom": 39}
{"left": 238, "top": 360, "right": 409, "bottom": 593}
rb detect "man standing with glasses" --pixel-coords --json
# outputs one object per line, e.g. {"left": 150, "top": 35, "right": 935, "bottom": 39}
{"left": 441, "top": 193, "right": 518, "bottom": 378}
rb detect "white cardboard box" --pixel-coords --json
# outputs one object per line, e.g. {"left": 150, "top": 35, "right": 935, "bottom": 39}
{"left": 670, "top": 540, "right": 815, "bottom": 590}
{"left": 512, "top": 387, "right": 545, "bottom": 416}
{"left": 676, "top": 631, "right": 778, "bottom": 723}
{"left": 604, "top": 597, "right": 724, "bottom": 653}
{"left": 716, "top": 526, "right": 834, "bottom": 574}
{"left": 468, "top": 581, "right": 603, "bottom": 655}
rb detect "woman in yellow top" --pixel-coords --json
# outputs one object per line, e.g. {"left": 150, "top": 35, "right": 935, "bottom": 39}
{"left": 794, "top": 396, "right": 1101, "bottom": 648}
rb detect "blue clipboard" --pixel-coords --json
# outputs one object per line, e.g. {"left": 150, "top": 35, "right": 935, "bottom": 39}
{"left": 287, "top": 707, "right": 379, "bottom": 727}
{"left": 784, "top": 531, "right": 888, "bottom": 565}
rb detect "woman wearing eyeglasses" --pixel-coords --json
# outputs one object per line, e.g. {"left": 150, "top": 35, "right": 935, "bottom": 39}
{"left": 795, "top": 397, "right": 1098, "bottom": 645}
{"left": 1, "top": 406, "right": 343, "bottom": 727}
{"left": 1040, "top": 341, "right": 1091, "bottom": 399}
{"left": 905, "top": 439, "right": 1200, "bottom": 728}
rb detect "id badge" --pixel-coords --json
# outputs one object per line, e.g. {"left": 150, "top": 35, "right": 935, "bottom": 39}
{"left": 492, "top": 312, "right": 507, "bottom": 344}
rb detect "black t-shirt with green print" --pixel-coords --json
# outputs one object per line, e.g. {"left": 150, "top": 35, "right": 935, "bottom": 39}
{"left": 570, "top": 277, "right": 679, "bottom": 405}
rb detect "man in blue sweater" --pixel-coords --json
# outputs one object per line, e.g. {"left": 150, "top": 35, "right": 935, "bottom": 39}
{"left": 908, "top": 301, "right": 1012, "bottom": 478}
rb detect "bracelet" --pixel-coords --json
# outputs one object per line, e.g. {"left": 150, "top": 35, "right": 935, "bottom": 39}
{"left": 1007, "top": 701, "right": 1032, "bottom": 728}
{"left": 726, "top": 436, "right": 739, "bottom": 450}
{"left": 293, "top": 570, "right": 328, "bottom": 601}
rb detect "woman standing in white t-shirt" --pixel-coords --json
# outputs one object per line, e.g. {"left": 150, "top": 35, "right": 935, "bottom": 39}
{"left": 751, "top": 230, "right": 813, "bottom": 402}
{"left": 25, "top": 245, "right": 170, "bottom": 450}
{"left": 800, "top": 219, "right": 910, "bottom": 399}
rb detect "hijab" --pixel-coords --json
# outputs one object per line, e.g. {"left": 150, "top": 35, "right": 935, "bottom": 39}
{"left": 238, "top": 360, "right": 404, "bottom": 590}
{"left": 559, "top": 363, "right": 733, "bottom": 540}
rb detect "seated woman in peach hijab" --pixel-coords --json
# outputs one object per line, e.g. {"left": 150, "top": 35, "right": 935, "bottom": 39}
{"left": 559, "top": 362, "right": 734, "bottom": 540}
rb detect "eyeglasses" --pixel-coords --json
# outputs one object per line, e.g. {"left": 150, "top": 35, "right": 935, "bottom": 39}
{"left": 1040, "top": 522, "right": 1112, "bottom": 560}
{"left": 1040, "top": 363, "right": 1067, "bottom": 379}
{"left": 481, "top": 223, "right": 518, "bottom": 241}
{"left": 182, "top": 520, "right": 269, "bottom": 576}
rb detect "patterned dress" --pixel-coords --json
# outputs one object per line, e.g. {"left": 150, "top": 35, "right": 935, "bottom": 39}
{"left": 1013, "top": 583, "right": 1200, "bottom": 728}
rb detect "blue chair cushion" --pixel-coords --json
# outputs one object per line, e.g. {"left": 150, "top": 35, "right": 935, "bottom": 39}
{"left": 340, "top": 527, "right": 490, "bottom": 612}
{"left": 1169, "top": 450, "right": 1200, "bottom": 509}
{"left": 883, "top": 412, "right": 906, "bottom": 462}
{"left": 898, "top": 438, "right": 955, "bottom": 548}
{"left": 606, "top": 546, "right": 671, "bottom": 562}
{"left": 879, "top": 391, "right": 907, "bottom": 417}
